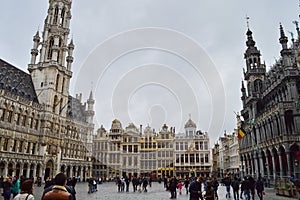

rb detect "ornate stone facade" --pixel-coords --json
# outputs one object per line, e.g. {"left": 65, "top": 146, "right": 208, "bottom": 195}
{"left": 239, "top": 22, "right": 300, "bottom": 184}
{"left": 93, "top": 121, "right": 176, "bottom": 179}
{"left": 0, "top": 0, "right": 94, "bottom": 181}
{"left": 93, "top": 118, "right": 212, "bottom": 179}
{"left": 174, "top": 118, "right": 212, "bottom": 178}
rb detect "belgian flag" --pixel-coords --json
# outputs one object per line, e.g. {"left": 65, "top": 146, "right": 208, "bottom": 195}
{"left": 237, "top": 128, "right": 246, "bottom": 140}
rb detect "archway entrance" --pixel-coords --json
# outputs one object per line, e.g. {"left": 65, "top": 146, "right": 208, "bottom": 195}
{"left": 0, "top": 162, "right": 5, "bottom": 176}
{"left": 44, "top": 160, "right": 54, "bottom": 181}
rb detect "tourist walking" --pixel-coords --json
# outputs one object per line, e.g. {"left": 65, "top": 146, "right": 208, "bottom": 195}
{"left": 212, "top": 177, "right": 219, "bottom": 199}
{"left": 11, "top": 176, "right": 21, "bottom": 198}
{"left": 231, "top": 177, "right": 240, "bottom": 200}
{"left": 222, "top": 174, "right": 232, "bottom": 199}
{"left": 204, "top": 180, "right": 214, "bottom": 200}
{"left": 184, "top": 177, "right": 190, "bottom": 195}
{"left": 169, "top": 176, "right": 178, "bottom": 199}
{"left": 241, "top": 176, "right": 251, "bottom": 200}
{"left": 132, "top": 177, "right": 138, "bottom": 192}
{"left": 125, "top": 176, "right": 130, "bottom": 192}
{"left": 142, "top": 177, "right": 148, "bottom": 192}
{"left": 255, "top": 177, "right": 264, "bottom": 200}
{"left": 3, "top": 177, "right": 12, "bottom": 200}
{"left": 13, "top": 179, "right": 34, "bottom": 200}
{"left": 248, "top": 176, "right": 256, "bottom": 200}
{"left": 189, "top": 177, "right": 203, "bottom": 200}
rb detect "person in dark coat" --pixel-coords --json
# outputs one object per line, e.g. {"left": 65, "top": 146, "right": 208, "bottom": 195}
{"left": 241, "top": 176, "right": 251, "bottom": 200}
{"left": 184, "top": 177, "right": 190, "bottom": 194}
{"left": 204, "top": 180, "right": 214, "bottom": 200}
{"left": 222, "top": 174, "right": 232, "bottom": 198}
{"left": 231, "top": 177, "right": 240, "bottom": 200}
{"left": 142, "top": 177, "right": 148, "bottom": 192}
{"left": 125, "top": 176, "right": 130, "bottom": 192}
{"left": 2, "top": 177, "right": 12, "bottom": 200}
{"left": 132, "top": 177, "right": 138, "bottom": 192}
{"left": 42, "top": 173, "right": 76, "bottom": 200}
{"left": 255, "top": 177, "right": 264, "bottom": 200}
{"left": 169, "top": 176, "right": 178, "bottom": 199}
{"left": 248, "top": 176, "right": 256, "bottom": 200}
{"left": 189, "top": 177, "right": 203, "bottom": 200}
{"left": 212, "top": 177, "right": 219, "bottom": 199}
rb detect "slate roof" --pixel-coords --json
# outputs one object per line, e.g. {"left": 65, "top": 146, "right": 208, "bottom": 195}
{"left": 0, "top": 59, "right": 38, "bottom": 103}
{"left": 67, "top": 95, "right": 87, "bottom": 122}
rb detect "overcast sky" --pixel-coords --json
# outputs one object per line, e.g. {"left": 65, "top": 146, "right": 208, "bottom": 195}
{"left": 0, "top": 1, "right": 299, "bottom": 146}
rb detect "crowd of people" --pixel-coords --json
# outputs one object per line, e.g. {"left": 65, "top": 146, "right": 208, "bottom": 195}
{"left": 1, "top": 172, "right": 299, "bottom": 199}
{"left": 0, "top": 173, "right": 78, "bottom": 200}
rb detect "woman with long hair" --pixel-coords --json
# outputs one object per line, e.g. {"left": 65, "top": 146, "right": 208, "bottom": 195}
{"left": 13, "top": 179, "right": 34, "bottom": 200}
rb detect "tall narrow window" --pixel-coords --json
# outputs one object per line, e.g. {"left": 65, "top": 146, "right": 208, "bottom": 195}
{"left": 19, "top": 141, "right": 23, "bottom": 153}
{"left": 47, "top": 38, "right": 54, "bottom": 60}
{"left": 56, "top": 74, "right": 60, "bottom": 91}
{"left": 12, "top": 140, "right": 16, "bottom": 152}
{"left": 61, "top": 78, "right": 65, "bottom": 93}
{"left": 3, "top": 138, "right": 8, "bottom": 151}
{"left": 53, "top": 6, "right": 59, "bottom": 24}
{"left": 60, "top": 7, "right": 65, "bottom": 26}
{"left": 57, "top": 39, "right": 63, "bottom": 62}
{"left": 32, "top": 143, "right": 36, "bottom": 155}
{"left": 53, "top": 95, "right": 58, "bottom": 112}
{"left": 26, "top": 142, "right": 30, "bottom": 153}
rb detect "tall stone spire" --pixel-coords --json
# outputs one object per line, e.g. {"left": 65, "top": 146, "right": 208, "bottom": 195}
{"left": 28, "top": 0, "right": 74, "bottom": 116}
{"left": 279, "top": 24, "right": 293, "bottom": 67}
{"left": 86, "top": 90, "right": 95, "bottom": 124}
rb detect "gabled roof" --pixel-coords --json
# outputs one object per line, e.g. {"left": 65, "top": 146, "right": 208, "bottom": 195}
{"left": 0, "top": 59, "right": 38, "bottom": 103}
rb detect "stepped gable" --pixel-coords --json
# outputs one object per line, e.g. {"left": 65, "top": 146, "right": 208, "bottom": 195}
{"left": 0, "top": 59, "right": 38, "bottom": 103}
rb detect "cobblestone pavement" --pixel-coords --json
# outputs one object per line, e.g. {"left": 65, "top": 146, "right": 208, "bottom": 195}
{"left": 33, "top": 181, "right": 295, "bottom": 200}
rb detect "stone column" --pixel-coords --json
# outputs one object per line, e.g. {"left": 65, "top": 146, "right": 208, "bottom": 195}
{"left": 3, "top": 162, "right": 8, "bottom": 177}
{"left": 39, "top": 164, "right": 44, "bottom": 179}
{"left": 252, "top": 153, "right": 259, "bottom": 179}
{"left": 278, "top": 153, "right": 283, "bottom": 178}
{"left": 251, "top": 156, "right": 255, "bottom": 177}
{"left": 33, "top": 165, "right": 37, "bottom": 178}
{"left": 286, "top": 150, "right": 291, "bottom": 177}
{"left": 258, "top": 153, "right": 264, "bottom": 178}
{"left": 271, "top": 152, "right": 277, "bottom": 180}
{"left": 26, "top": 165, "right": 30, "bottom": 178}
{"left": 19, "top": 163, "right": 24, "bottom": 178}
{"left": 280, "top": 115, "right": 286, "bottom": 135}
{"left": 265, "top": 155, "right": 271, "bottom": 187}
{"left": 12, "top": 162, "right": 16, "bottom": 177}
{"left": 80, "top": 167, "right": 84, "bottom": 181}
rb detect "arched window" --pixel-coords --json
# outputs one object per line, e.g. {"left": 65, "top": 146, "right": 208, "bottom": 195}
{"left": 57, "top": 38, "right": 63, "bottom": 62}
{"left": 53, "top": 95, "right": 58, "bottom": 112}
{"left": 47, "top": 38, "right": 54, "bottom": 60}
{"left": 22, "top": 111, "right": 28, "bottom": 127}
{"left": 60, "top": 7, "right": 65, "bottom": 26}
{"left": 53, "top": 6, "right": 59, "bottom": 24}
{"left": 285, "top": 110, "right": 294, "bottom": 135}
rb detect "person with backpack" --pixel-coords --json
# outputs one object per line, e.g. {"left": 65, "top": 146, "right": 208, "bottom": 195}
{"left": 231, "top": 176, "right": 240, "bottom": 200}
{"left": 255, "top": 177, "right": 264, "bottom": 200}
